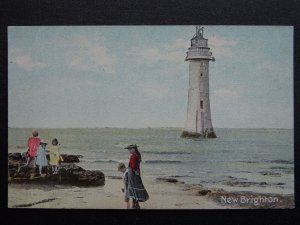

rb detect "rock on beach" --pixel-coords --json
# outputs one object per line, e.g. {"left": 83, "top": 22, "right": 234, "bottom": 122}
{"left": 8, "top": 152, "right": 105, "bottom": 187}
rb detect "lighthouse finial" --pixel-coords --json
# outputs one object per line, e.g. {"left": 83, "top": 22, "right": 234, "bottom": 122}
{"left": 196, "top": 26, "right": 204, "bottom": 37}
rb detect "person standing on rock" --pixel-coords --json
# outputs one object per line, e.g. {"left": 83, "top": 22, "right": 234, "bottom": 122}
{"left": 125, "top": 144, "right": 149, "bottom": 209}
{"left": 36, "top": 140, "right": 48, "bottom": 177}
{"left": 25, "top": 130, "right": 41, "bottom": 167}
{"left": 49, "top": 138, "right": 64, "bottom": 174}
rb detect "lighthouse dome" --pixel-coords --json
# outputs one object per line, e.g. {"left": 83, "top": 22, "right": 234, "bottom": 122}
{"left": 190, "top": 26, "right": 208, "bottom": 48}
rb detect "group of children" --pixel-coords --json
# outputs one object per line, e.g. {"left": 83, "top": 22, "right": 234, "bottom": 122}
{"left": 25, "top": 130, "right": 64, "bottom": 177}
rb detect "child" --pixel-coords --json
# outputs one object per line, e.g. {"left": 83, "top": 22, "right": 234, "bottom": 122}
{"left": 118, "top": 163, "right": 130, "bottom": 209}
{"left": 49, "top": 138, "right": 64, "bottom": 174}
{"left": 19, "top": 130, "right": 40, "bottom": 179}
{"left": 36, "top": 140, "right": 48, "bottom": 177}
{"left": 25, "top": 130, "right": 41, "bottom": 167}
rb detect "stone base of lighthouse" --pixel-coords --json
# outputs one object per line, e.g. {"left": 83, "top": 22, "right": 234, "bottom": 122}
{"left": 181, "top": 130, "right": 217, "bottom": 139}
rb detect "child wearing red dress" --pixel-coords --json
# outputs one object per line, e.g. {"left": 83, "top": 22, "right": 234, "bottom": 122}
{"left": 25, "top": 130, "right": 41, "bottom": 167}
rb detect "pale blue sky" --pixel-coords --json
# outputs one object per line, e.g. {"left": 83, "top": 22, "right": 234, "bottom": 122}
{"left": 8, "top": 26, "right": 293, "bottom": 128}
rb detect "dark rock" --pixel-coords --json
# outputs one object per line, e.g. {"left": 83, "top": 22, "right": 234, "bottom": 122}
{"left": 8, "top": 152, "right": 105, "bottom": 187}
{"left": 260, "top": 171, "right": 281, "bottom": 176}
{"left": 13, "top": 198, "right": 57, "bottom": 208}
{"left": 226, "top": 176, "right": 248, "bottom": 181}
{"left": 8, "top": 153, "right": 26, "bottom": 164}
{"left": 198, "top": 189, "right": 212, "bottom": 196}
{"left": 60, "top": 154, "right": 80, "bottom": 163}
{"left": 9, "top": 163, "right": 105, "bottom": 187}
{"left": 225, "top": 181, "right": 269, "bottom": 187}
{"left": 181, "top": 131, "right": 217, "bottom": 138}
{"left": 181, "top": 131, "right": 202, "bottom": 138}
{"left": 156, "top": 177, "right": 178, "bottom": 183}
{"left": 45, "top": 154, "right": 80, "bottom": 163}
{"left": 207, "top": 132, "right": 217, "bottom": 138}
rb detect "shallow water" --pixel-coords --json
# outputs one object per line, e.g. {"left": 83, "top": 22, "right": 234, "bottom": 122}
{"left": 8, "top": 128, "right": 294, "bottom": 194}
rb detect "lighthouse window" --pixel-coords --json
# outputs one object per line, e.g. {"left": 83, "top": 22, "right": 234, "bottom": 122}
{"left": 200, "top": 101, "right": 203, "bottom": 109}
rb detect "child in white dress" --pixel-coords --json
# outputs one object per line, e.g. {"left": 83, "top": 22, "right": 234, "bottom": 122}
{"left": 36, "top": 140, "right": 48, "bottom": 176}
{"left": 118, "top": 163, "right": 130, "bottom": 209}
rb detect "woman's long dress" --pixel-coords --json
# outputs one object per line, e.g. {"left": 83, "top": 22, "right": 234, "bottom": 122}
{"left": 126, "top": 153, "right": 149, "bottom": 202}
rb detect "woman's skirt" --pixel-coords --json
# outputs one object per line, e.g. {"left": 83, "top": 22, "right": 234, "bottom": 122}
{"left": 127, "top": 168, "right": 149, "bottom": 202}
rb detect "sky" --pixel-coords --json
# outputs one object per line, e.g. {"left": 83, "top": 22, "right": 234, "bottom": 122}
{"left": 8, "top": 26, "right": 293, "bottom": 129}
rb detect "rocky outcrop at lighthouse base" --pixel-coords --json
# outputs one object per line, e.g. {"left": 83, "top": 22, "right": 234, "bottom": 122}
{"left": 8, "top": 153, "right": 105, "bottom": 187}
{"left": 181, "top": 131, "right": 217, "bottom": 138}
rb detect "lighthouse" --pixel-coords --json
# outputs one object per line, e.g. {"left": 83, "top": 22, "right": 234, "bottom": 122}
{"left": 181, "top": 26, "right": 217, "bottom": 138}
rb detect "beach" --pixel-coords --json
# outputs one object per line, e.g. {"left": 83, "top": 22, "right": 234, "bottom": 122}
{"left": 8, "top": 176, "right": 294, "bottom": 209}
{"left": 8, "top": 177, "right": 228, "bottom": 209}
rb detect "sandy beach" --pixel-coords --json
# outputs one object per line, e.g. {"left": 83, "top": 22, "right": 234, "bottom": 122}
{"left": 8, "top": 176, "right": 229, "bottom": 209}
{"left": 8, "top": 176, "right": 293, "bottom": 209}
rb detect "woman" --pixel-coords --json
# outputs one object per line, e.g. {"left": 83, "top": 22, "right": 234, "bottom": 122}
{"left": 125, "top": 144, "right": 149, "bottom": 209}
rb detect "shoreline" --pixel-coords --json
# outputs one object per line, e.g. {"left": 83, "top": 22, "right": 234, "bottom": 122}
{"left": 8, "top": 176, "right": 294, "bottom": 209}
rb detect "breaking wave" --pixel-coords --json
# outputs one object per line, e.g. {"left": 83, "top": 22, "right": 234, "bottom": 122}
{"left": 80, "top": 159, "right": 120, "bottom": 163}
{"left": 145, "top": 160, "right": 182, "bottom": 164}
{"left": 266, "top": 160, "right": 293, "bottom": 164}
{"left": 143, "top": 151, "right": 191, "bottom": 155}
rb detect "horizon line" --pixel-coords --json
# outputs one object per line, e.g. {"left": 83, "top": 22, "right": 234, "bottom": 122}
{"left": 8, "top": 126, "right": 293, "bottom": 130}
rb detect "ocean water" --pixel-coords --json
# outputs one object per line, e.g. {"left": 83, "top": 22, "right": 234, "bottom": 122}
{"left": 8, "top": 128, "right": 294, "bottom": 194}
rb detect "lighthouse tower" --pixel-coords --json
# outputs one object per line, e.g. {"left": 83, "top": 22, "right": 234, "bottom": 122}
{"left": 181, "top": 26, "right": 216, "bottom": 138}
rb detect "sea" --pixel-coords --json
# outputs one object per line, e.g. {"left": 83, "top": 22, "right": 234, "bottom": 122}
{"left": 8, "top": 128, "right": 294, "bottom": 195}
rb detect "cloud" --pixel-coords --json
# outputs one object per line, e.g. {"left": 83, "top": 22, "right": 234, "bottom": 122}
{"left": 130, "top": 38, "right": 189, "bottom": 64}
{"left": 137, "top": 82, "right": 175, "bottom": 101}
{"left": 132, "top": 36, "right": 239, "bottom": 64}
{"left": 209, "top": 36, "right": 239, "bottom": 47}
{"left": 208, "top": 36, "right": 239, "bottom": 58}
{"left": 34, "top": 75, "right": 103, "bottom": 97}
{"left": 164, "top": 38, "right": 190, "bottom": 50}
{"left": 256, "top": 61, "right": 292, "bottom": 84}
{"left": 213, "top": 83, "right": 244, "bottom": 99}
{"left": 214, "top": 88, "right": 239, "bottom": 98}
{"left": 163, "top": 51, "right": 184, "bottom": 63}
{"left": 86, "top": 80, "right": 103, "bottom": 88}
{"left": 65, "top": 36, "right": 116, "bottom": 74}
{"left": 257, "top": 62, "right": 276, "bottom": 71}
{"left": 13, "top": 55, "right": 48, "bottom": 71}
{"left": 131, "top": 47, "right": 162, "bottom": 64}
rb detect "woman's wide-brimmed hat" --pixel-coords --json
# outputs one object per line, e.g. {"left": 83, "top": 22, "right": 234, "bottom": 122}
{"left": 124, "top": 144, "right": 139, "bottom": 150}
{"left": 40, "top": 140, "right": 47, "bottom": 145}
